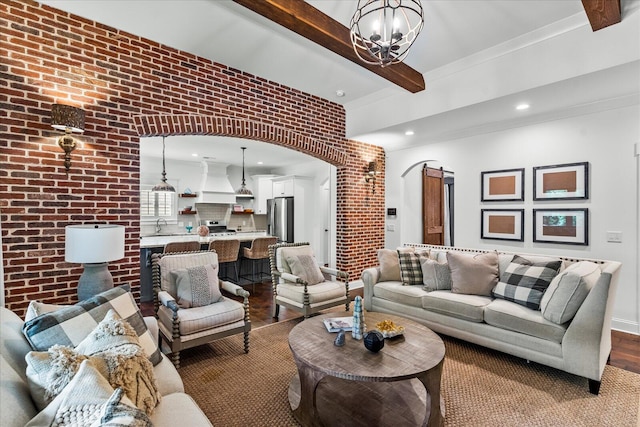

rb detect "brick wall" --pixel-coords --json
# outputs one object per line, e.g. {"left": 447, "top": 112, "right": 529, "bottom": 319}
{"left": 0, "top": 0, "right": 385, "bottom": 317}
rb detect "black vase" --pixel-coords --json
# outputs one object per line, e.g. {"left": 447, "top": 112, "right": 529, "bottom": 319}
{"left": 363, "top": 330, "right": 385, "bottom": 353}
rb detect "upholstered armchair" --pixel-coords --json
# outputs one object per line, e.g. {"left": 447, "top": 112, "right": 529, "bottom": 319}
{"left": 151, "top": 250, "right": 250, "bottom": 368}
{"left": 268, "top": 242, "right": 350, "bottom": 319}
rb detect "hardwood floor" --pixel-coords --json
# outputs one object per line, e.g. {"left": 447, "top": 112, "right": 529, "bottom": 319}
{"left": 141, "top": 282, "right": 639, "bottom": 374}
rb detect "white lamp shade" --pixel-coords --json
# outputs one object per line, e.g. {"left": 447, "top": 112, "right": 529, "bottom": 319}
{"left": 65, "top": 224, "right": 125, "bottom": 264}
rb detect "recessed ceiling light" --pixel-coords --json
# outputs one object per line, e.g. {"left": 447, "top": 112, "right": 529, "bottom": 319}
{"left": 516, "top": 103, "right": 530, "bottom": 111}
{"left": 191, "top": 153, "right": 198, "bottom": 157}
{"left": 405, "top": 130, "right": 415, "bottom": 136}
{"left": 257, "top": 161, "right": 263, "bottom": 165}
{"left": 336, "top": 90, "right": 345, "bottom": 97}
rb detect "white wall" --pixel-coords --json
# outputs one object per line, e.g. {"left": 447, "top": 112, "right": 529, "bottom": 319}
{"left": 386, "top": 104, "right": 640, "bottom": 334}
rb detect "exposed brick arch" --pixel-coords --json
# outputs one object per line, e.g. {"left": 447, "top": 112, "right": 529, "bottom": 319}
{"left": 133, "top": 115, "right": 348, "bottom": 166}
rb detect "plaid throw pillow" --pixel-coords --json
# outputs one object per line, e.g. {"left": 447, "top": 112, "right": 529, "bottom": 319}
{"left": 398, "top": 250, "right": 430, "bottom": 286}
{"left": 493, "top": 255, "right": 562, "bottom": 310}
{"left": 22, "top": 286, "right": 162, "bottom": 366}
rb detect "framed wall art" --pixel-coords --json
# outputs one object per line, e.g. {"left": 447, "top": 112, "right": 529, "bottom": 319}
{"left": 533, "top": 162, "right": 589, "bottom": 200}
{"left": 481, "top": 209, "right": 524, "bottom": 241}
{"left": 533, "top": 208, "right": 588, "bottom": 245}
{"left": 481, "top": 168, "right": 524, "bottom": 202}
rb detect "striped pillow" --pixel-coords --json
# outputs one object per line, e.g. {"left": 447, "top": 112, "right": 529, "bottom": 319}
{"left": 22, "top": 286, "right": 162, "bottom": 366}
{"left": 493, "top": 255, "right": 562, "bottom": 310}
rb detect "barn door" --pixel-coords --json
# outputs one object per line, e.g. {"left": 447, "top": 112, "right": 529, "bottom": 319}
{"left": 422, "top": 165, "right": 444, "bottom": 245}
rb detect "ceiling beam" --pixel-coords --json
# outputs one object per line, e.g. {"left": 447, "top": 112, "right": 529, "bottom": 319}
{"left": 231, "top": 0, "right": 425, "bottom": 93}
{"left": 581, "top": 0, "right": 621, "bottom": 31}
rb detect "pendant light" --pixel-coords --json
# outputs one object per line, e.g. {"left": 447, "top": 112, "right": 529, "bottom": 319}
{"left": 152, "top": 136, "right": 176, "bottom": 192}
{"left": 236, "top": 146, "right": 253, "bottom": 197}
{"left": 350, "top": 0, "right": 424, "bottom": 67}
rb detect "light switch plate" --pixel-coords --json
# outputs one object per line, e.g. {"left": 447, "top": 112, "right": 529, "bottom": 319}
{"left": 386, "top": 224, "right": 395, "bottom": 231}
{"left": 606, "top": 231, "right": 622, "bottom": 243}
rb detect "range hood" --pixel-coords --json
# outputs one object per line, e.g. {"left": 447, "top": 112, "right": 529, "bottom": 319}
{"left": 198, "top": 161, "right": 237, "bottom": 204}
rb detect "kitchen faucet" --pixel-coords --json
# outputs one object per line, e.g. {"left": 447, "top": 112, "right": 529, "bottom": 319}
{"left": 156, "top": 218, "right": 168, "bottom": 234}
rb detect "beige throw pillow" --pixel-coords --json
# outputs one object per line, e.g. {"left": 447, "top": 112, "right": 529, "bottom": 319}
{"left": 286, "top": 254, "right": 325, "bottom": 285}
{"left": 540, "top": 261, "right": 600, "bottom": 324}
{"left": 447, "top": 251, "right": 499, "bottom": 296}
{"left": 172, "top": 263, "right": 223, "bottom": 308}
{"left": 378, "top": 249, "right": 400, "bottom": 281}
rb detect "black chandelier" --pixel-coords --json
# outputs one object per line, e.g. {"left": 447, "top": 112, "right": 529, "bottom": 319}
{"left": 350, "top": 0, "right": 424, "bottom": 67}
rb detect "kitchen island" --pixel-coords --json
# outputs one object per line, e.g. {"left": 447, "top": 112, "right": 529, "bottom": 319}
{"left": 140, "top": 230, "right": 270, "bottom": 248}
{"left": 140, "top": 231, "right": 274, "bottom": 301}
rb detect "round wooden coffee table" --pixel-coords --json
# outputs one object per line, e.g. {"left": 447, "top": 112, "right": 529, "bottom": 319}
{"left": 288, "top": 312, "right": 445, "bottom": 427}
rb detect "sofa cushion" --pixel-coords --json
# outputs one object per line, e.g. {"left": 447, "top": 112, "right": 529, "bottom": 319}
{"left": 422, "top": 290, "right": 492, "bottom": 322}
{"left": 420, "top": 258, "right": 452, "bottom": 291}
{"left": 540, "top": 261, "right": 600, "bottom": 324}
{"left": 22, "top": 286, "right": 162, "bottom": 366}
{"left": 172, "top": 264, "right": 223, "bottom": 308}
{"left": 447, "top": 251, "right": 499, "bottom": 296}
{"left": 373, "top": 281, "right": 428, "bottom": 308}
{"left": 158, "top": 297, "right": 245, "bottom": 336}
{"left": 286, "top": 253, "right": 325, "bottom": 285}
{"left": 492, "top": 255, "right": 562, "bottom": 310}
{"left": 484, "top": 299, "right": 567, "bottom": 343}
{"left": 275, "top": 281, "right": 346, "bottom": 305}
{"left": 398, "top": 250, "right": 430, "bottom": 285}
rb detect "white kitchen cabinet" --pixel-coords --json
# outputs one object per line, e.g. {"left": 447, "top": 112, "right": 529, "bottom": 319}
{"left": 272, "top": 178, "right": 295, "bottom": 197}
{"left": 251, "top": 174, "right": 277, "bottom": 214}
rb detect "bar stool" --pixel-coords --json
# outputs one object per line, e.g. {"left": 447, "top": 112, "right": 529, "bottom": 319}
{"left": 163, "top": 241, "right": 201, "bottom": 253}
{"left": 240, "top": 237, "right": 277, "bottom": 290}
{"left": 208, "top": 239, "right": 240, "bottom": 283}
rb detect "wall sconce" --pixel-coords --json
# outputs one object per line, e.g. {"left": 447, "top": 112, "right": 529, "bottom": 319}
{"left": 365, "top": 161, "right": 378, "bottom": 194}
{"left": 51, "top": 104, "right": 85, "bottom": 172}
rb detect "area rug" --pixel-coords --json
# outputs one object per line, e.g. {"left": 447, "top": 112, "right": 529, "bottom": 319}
{"left": 178, "top": 319, "right": 639, "bottom": 426}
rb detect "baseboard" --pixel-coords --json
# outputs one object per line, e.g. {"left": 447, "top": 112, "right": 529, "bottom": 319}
{"left": 349, "top": 279, "right": 364, "bottom": 290}
{"left": 612, "top": 318, "right": 639, "bottom": 335}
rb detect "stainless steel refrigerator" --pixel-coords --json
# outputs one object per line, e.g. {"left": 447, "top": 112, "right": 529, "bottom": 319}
{"left": 267, "top": 197, "right": 294, "bottom": 243}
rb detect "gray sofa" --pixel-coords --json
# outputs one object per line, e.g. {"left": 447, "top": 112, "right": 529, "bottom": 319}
{"left": 361, "top": 244, "right": 621, "bottom": 394}
{"left": 0, "top": 306, "right": 212, "bottom": 426}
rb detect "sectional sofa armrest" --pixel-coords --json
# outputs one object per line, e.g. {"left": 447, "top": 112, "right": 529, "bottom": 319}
{"left": 361, "top": 267, "right": 380, "bottom": 310}
{"left": 144, "top": 316, "right": 159, "bottom": 341}
{"left": 562, "top": 262, "right": 621, "bottom": 382}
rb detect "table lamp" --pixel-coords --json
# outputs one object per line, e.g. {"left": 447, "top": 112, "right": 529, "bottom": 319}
{"left": 65, "top": 224, "right": 125, "bottom": 300}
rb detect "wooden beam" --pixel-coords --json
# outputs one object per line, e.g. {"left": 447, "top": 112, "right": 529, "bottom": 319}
{"left": 581, "top": 0, "right": 621, "bottom": 31}
{"left": 232, "top": 0, "right": 425, "bottom": 93}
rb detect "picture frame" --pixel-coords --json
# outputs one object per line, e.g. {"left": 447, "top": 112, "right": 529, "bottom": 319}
{"left": 533, "top": 208, "right": 589, "bottom": 245}
{"left": 533, "top": 162, "right": 589, "bottom": 200}
{"left": 481, "top": 168, "right": 524, "bottom": 202}
{"left": 481, "top": 209, "right": 524, "bottom": 241}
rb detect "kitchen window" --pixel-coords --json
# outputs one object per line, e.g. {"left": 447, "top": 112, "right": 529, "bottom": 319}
{"left": 140, "top": 184, "right": 177, "bottom": 223}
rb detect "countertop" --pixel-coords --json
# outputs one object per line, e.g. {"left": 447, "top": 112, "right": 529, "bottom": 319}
{"left": 140, "top": 231, "right": 270, "bottom": 248}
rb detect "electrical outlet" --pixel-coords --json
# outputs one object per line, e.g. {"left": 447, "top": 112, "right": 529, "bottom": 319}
{"left": 606, "top": 231, "right": 622, "bottom": 243}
